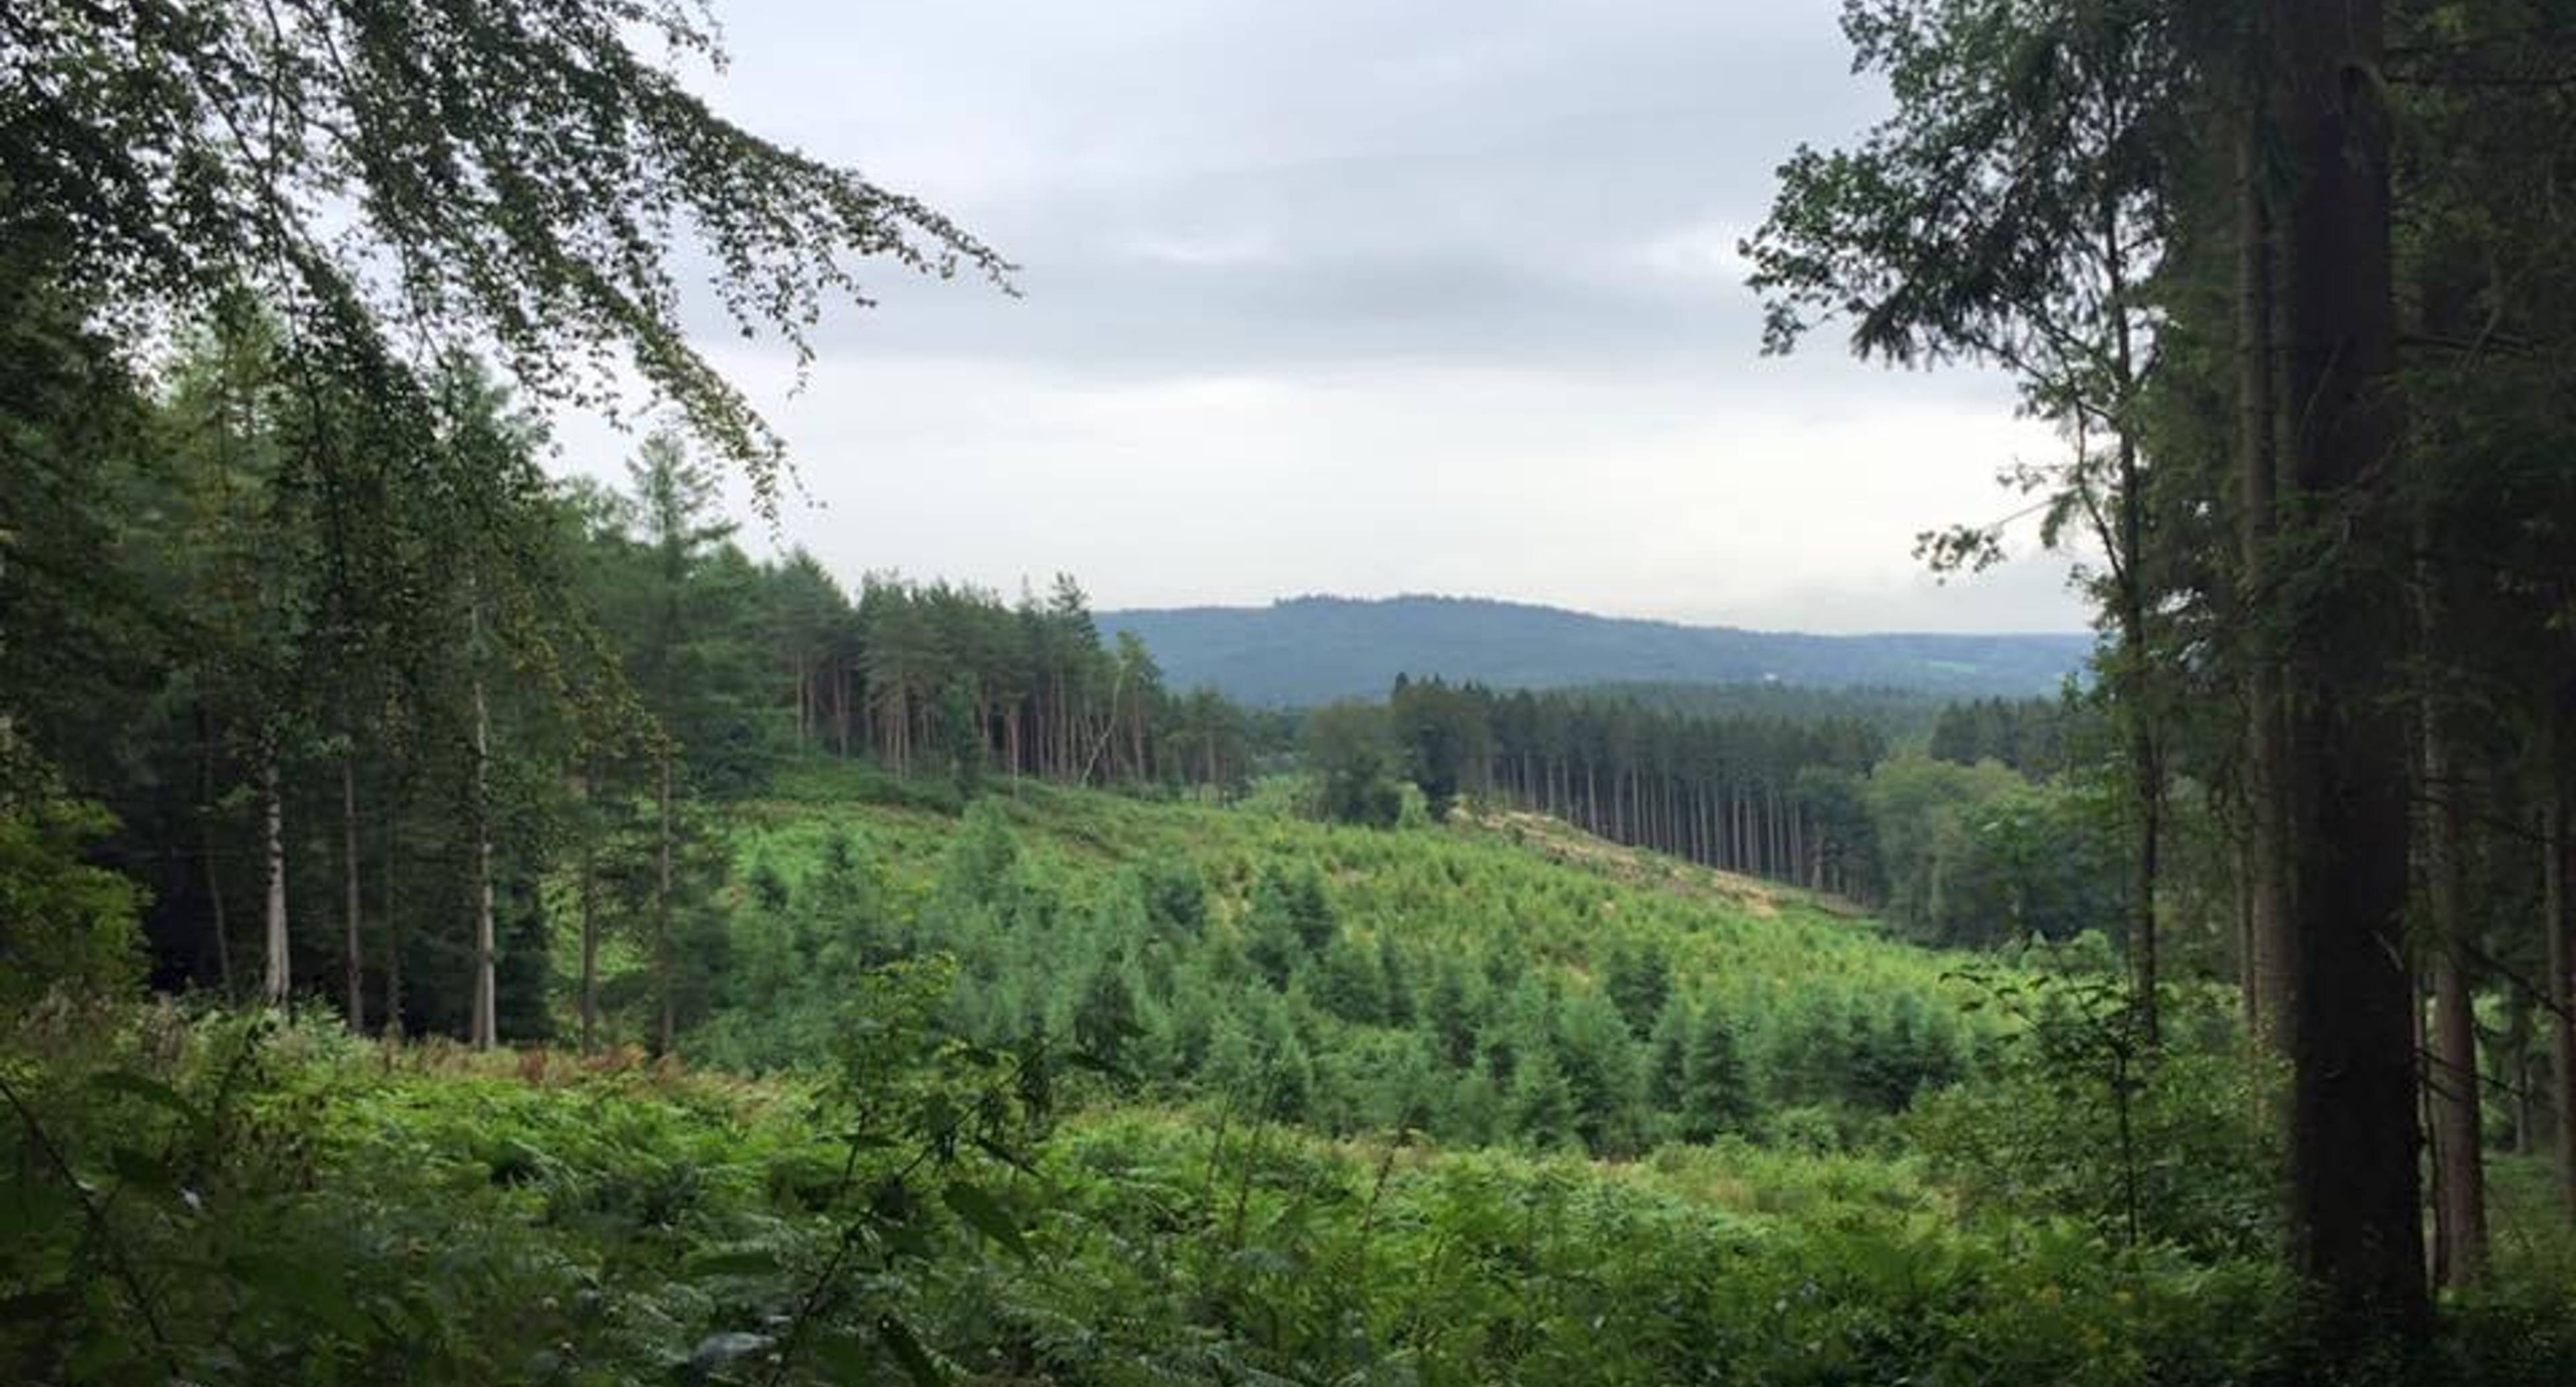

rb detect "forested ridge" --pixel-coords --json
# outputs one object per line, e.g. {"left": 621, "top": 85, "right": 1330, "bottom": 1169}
{"left": 8, "top": 0, "right": 2576, "bottom": 1384}
{"left": 1104, "top": 595, "right": 2090, "bottom": 705}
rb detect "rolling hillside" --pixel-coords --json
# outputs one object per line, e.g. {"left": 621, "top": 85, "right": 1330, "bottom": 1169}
{"left": 1102, "top": 594, "right": 2091, "bottom": 705}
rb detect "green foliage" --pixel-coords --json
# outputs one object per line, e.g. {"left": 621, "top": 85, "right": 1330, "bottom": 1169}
{"left": 1862, "top": 751, "right": 2126, "bottom": 946}
{"left": 1913, "top": 955, "right": 2281, "bottom": 1259}
{"left": 3, "top": 0, "right": 1010, "bottom": 498}
{"left": 0, "top": 959, "right": 1064, "bottom": 1387}
{"left": 1303, "top": 701, "right": 1403, "bottom": 827}
{"left": 691, "top": 765, "right": 1986, "bottom": 1159}
{"left": 0, "top": 782, "right": 144, "bottom": 1012}
{"left": 1930, "top": 695, "right": 2094, "bottom": 779}
{"left": 1681, "top": 1003, "right": 1756, "bottom": 1142}
{"left": 1389, "top": 674, "right": 1490, "bottom": 820}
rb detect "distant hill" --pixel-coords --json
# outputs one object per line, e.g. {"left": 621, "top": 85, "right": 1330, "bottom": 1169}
{"left": 1102, "top": 595, "right": 2090, "bottom": 706}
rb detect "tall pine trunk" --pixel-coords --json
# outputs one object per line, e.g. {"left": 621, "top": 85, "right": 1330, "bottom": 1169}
{"left": 2236, "top": 70, "right": 2290, "bottom": 1053}
{"left": 2269, "top": 0, "right": 2426, "bottom": 1343}
{"left": 2102, "top": 185, "right": 2161, "bottom": 1048}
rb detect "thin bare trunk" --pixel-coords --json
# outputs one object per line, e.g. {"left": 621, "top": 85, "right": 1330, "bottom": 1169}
{"left": 198, "top": 710, "right": 234, "bottom": 999}
{"left": 260, "top": 744, "right": 289, "bottom": 1006}
{"left": 579, "top": 761, "right": 600, "bottom": 1056}
{"left": 382, "top": 797, "right": 402, "bottom": 1036}
{"left": 470, "top": 617, "right": 498, "bottom": 1052}
{"left": 657, "top": 748, "right": 676, "bottom": 1057}
{"left": 342, "top": 755, "right": 364, "bottom": 1033}
{"left": 2423, "top": 696, "right": 2486, "bottom": 1284}
{"left": 2549, "top": 700, "right": 2576, "bottom": 1223}
{"left": 203, "top": 833, "right": 233, "bottom": 1000}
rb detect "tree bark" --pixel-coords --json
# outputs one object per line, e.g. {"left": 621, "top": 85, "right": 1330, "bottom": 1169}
{"left": 2269, "top": 0, "right": 2426, "bottom": 1343}
{"left": 341, "top": 755, "right": 365, "bottom": 1034}
{"left": 578, "top": 761, "right": 600, "bottom": 1056}
{"left": 2422, "top": 695, "right": 2485, "bottom": 1284}
{"left": 198, "top": 708, "right": 234, "bottom": 1000}
{"left": 657, "top": 746, "right": 677, "bottom": 1057}
{"left": 2236, "top": 85, "right": 2290, "bottom": 1053}
{"left": 382, "top": 796, "right": 403, "bottom": 1037}
{"left": 2102, "top": 193, "right": 2162, "bottom": 1050}
{"left": 2548, "top": 690, "right": 2576, "bottom": 1224}
{"left": 470, "top": 623, "right": 498, "bottom": 1052}
{"left": 260, "top": 741, "right": 289, "bottom": 1007}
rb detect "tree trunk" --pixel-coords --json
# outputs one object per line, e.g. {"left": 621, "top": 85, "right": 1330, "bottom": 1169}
{"left": 2548, "top": 693, "right": 2576, "bottom": 1223}
{"left": 341, "top": 755, "right": 365, "bottom": 1034}
{"left": 198, "top": 708, "right": 234, "bottom": 999}
{"left": 2500, "top": 982, "right": 2534, "bottom": 1156}
{"left": 203, "top": 826, "right": 234, "bottom": 1001}
{"left": 657, "top": 747, "right": 677, "bottom": 1057}
{"left": 470, "top": 635, "right": 498, "bottom": 1052}
{"left": 2236, "top": 72, "right": 2291, "bottom": 1053}
{"left": 382, "top": 797, "right": 402, "bottom": 1037}
{"left": 260, "top": 742, "right": 289, "bottom": 1006}
{"left": 579, "top": 761, "right": 600, "bottom": 1056}
{"left": 2103, "top": 189, "right": 2161, "bottom": 1049}
{"left": 2127, "top": 693, "right": 2162, "bottom": 1046}
{"left": 2423, "top": 697, "right": 2485, "bottom": 1285}
{"left": 2269, "top": 0, "right": 2426, "bottom": 1343}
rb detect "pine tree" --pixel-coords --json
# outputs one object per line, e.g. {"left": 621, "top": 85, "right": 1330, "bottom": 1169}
{"left": 1682, "top": 1007, "right": 1753, "bottom": 1143}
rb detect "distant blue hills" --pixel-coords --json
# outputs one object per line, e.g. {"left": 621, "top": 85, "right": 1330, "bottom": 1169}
{"left": 1102, "top": 594, "right": 2091, "bottom": 707}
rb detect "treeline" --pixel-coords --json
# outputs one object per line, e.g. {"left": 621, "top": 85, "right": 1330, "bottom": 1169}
{"left": 783, "top": 574, "right": 1275, "bottom": 794}
{"left": 1335, "top": 679, "right": 2126, "bottom": 947}
{"left": 1, "top": 302, "right": 1263, "bottom": 1049}
{"left": 1309, "top": 677, "right": 1887, "bottom": 897}
{"left": 1926, "top": 696, "right": 2093, "bottom": 779}
{"left": 1587, "top": 680, "right": 1958, "bottom": 742}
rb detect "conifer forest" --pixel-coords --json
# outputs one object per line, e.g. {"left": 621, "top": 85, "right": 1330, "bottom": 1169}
{"left": 5, "top": 2, "right": 2576, "bottom": 1384}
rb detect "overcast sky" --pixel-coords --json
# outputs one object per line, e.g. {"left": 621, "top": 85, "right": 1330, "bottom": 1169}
{"left": 551, "top": 0, "right": 2089, "bottom": 634}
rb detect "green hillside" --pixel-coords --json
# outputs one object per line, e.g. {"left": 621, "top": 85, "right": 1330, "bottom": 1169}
{"left": 14, "top": 769, "right": 2572, "bottom": 1386}
{"left": 669, "top": 762, "right": 1984, "bottom": 1153}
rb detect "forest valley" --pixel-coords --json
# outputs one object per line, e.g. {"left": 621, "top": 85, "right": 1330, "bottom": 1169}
{"left": 6, "top": 0, "right": 2576, "bottom": 1384}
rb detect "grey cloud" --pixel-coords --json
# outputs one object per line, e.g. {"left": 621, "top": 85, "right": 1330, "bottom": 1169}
{"left": 679, "top": 0, "right": 1894, "bottom": 382}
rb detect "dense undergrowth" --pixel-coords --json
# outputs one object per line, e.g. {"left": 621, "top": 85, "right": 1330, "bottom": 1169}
{"left": 9, "top": 767, "right": 2575, "bottom": 1384}
{"left": 8, "top": 1002, "right": 2571, "bottom": 1387}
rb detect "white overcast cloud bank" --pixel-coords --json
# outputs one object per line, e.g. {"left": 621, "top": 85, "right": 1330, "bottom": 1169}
{"left": 549, "top": 0, "right": 2091, "bottom": 634}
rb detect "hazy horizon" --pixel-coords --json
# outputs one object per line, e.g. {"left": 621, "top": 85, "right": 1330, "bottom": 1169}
{"left": 1095, "top": 589, "right": 2094, "bottom": 639}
